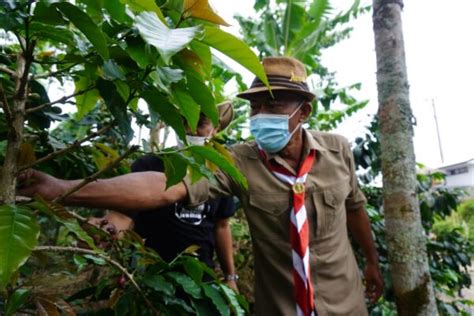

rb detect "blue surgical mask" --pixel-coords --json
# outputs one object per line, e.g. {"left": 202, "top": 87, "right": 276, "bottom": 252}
{"left": 249, "top": 103, "right": 303, "bottom": 153}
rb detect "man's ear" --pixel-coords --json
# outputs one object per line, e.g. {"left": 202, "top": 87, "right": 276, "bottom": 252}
{"left": 300, "top": 101, "right": 312, "bottom": 122}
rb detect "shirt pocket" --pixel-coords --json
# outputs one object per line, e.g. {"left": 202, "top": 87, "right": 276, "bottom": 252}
{"left": 246, "top": 193, "right": 291, "bottom": 241}
{"left": 312, "top": 181, "right": 351, "bottom": 238}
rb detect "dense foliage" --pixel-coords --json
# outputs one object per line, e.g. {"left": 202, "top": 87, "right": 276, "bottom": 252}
{"left": 1, "top": 0, "right": 471, "bottom": 315}
{"left": 0, "top": 0, "right": 264, "bottom": 314}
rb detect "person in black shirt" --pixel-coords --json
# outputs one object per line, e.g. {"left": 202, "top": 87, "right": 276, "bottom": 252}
{"left": 101, "top": 102, "right": 239, "bottom": 290}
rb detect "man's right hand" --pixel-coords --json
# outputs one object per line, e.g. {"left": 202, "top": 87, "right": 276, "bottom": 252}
{"left": 17, "top": 169, "right": 66, "bottom": 201}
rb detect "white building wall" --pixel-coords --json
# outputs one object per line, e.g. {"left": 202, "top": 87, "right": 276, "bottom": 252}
{"left": 442, "top": 162, "right": 474, "bottom": 197}
{"left": 445, "top": 171, "right": 473, "bottom": 187}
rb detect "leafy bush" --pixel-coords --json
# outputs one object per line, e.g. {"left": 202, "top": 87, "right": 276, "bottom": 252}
{"left": 1, "top": 0, "right": 263, "bottom": 314}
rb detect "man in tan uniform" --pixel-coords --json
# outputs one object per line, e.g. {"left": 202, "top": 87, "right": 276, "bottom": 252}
{"left": 19, "top": 57, "right": 383, "bottom": 315}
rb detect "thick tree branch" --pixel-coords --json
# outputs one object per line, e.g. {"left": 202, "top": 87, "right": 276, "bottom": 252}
{"left": 54, "top": 145, "right": 139, "bottom": 204}
{"left": 18, "top": 125, "right": 113, "bottom": 172}
{"left": 33, "top": 246, "right": 158, "bottom": 313}
{"left": 0, "top": 39, "right": 35, "bottom": 203}
{"left": 26, "top": 85, "right": 95, "bottom": 114}
{"left": 16, "top": 41, "right": 36, "bottom": 101}
{"left": 0, "top": 83, "right": 12, "bottom": 123}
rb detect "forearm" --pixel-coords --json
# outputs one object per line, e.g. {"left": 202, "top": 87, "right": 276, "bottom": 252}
{"left": 214, "top": 220, "right": 235, "bottom": 275}
{"left": 347, "top": 207, "right": 379, "bottom": 264}
{"left": 62, "top": 172, "right": 186, "bottom": 212}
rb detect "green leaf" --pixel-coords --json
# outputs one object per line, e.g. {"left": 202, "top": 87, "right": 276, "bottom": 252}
{"left": 32, "top": 2, "right": 67, "bottom": 26}
{"left": 83, "top": 254, "right": 107, "bottom": 265}
{"left": 183, "top": 257, "right": 204, "bottom": 283}
{"left": 163, "top": 295, "right": 194, "bottom": 313}
{"left": 141, "top": 87, "right": 187, "bottom": 141}
{"left": 62, "top": 220, "right": 98, "bottom": 250}
{"left": 75, "top": 77, "right": 100, "bottom": 119}
{"left": 166, "top": 271, "right": 202, "bottom": 299}
{"left": 0, "top": 12, "right": 21, "bottom": 31}
{"left": 172, "top": 83, "right": 201, "bottom": 133}
{"left": 308, "top": 0, "right": 331, "bottom": 26}
{"left": 125, "top": 36, "right": 158, "bottom": 69}
{"left": 199, "top": 26, "right": 269, "bottom": 87}
{"left": 165, "top": 0, "right": 184, "bottom": 12}
{"left": 202, "top": 284, "right": 229, "bottom": 316}
{"left": 114, "top": 81, "right": 132, "bottom": 108}
{"left": 282, "top": 1, "right": 306, "bottom": 53}
{"left": 135, "top": 11, "right": 201, "bottom": 64}
{"left": 103, "top": 0, "right": 129, "bottom": 23}
{"left": 144, "top": 274, "right": 175, "bottom": 296}
{"left": 188, "top": 146, "right": 248, "bottom": 189}
{"left": 219, "top": 284, "right": 245, "bottom": 316}
{"left": 190, "top": 41, "right": 212, "bottom": 75}
{"left": 120, "top": 0, "right": 166, "bottom": 22}
{"left": 54, "top": 2, "right": 109, "bottom": 60}
{"left": 73, "top": 254, "right": 87, "bottom": 271}
{"left": 263, "top": 16, "right": 280, "bottom": 55}
{"left": 254, "top": 0, "right": 268, "bottom": 11}
{"left": 102, "top": 60, "right": 126, "bottom": 81}
{"left": 97, "top": 79, "right": 134, "bottom": 144}
{"left": 192, "top": 299, "right": 219, "bottom": 316}
{"left": 29, "top": 22, "right": 74, "bottom": 45}
{"left": 0, "top": 205, "right": 40, "bottom": 290}
{"left": 151, "top": 66, "right": 184, "bottom": 93}
{"left": 162, "top": 153, "right": 189, "bottom": 188}
{"left": 186, "top": 73, "right": 218, "bottom": 127}
{"left": 5, "top": 288, "right": 30, "bottom": 316}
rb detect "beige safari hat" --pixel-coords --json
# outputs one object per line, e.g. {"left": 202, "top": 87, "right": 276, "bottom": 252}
{"left": 237, "top": 56, "right": 315, "bottom": 101}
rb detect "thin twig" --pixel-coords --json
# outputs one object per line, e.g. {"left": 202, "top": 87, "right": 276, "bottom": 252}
{"left": 35, "top": 196, "right": 87, "bottom": 222}
{"left": 18, "top": 125, "right": 113, "bottom": 172}
{"left": 33, "top": 246, "right": 158, "bottom": 313}
{"left": 0, "top": 65, "right": 16, "bottom": 77}
{"left": 32, "top": 62, "right": 80, "bottom": 80}
{"left": 0, "top": 83, "right": 12, "bottom": 123}
{"left": 26, "top": 85, "right": 95, "bottom": 114}
{"left": 53, "top": 145, "right": 139, "bottom": 204}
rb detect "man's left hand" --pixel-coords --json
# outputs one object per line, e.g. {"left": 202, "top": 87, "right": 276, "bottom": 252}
{"left": 364, "top": 262, "right": 383, "bottom": 304}
{"left": 225, "top": 280, "right": 239, "bottom": 293}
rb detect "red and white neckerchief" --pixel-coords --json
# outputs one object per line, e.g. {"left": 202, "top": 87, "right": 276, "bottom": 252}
{"left": 258, "top": 148, "right": 316, "bottom": 316}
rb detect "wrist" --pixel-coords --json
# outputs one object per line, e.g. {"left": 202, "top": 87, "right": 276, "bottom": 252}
{"left": 224, "top": 274, "right": 239, "bottom": 282}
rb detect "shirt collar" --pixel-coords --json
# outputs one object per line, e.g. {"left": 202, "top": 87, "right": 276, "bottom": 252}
{"left": 264, "top": 128, "right": 327, "bottom": 161}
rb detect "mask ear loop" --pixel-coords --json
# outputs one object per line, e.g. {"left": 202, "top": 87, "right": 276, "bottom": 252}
{"left": 288, "top": 100, "right": 306, "bottom": 136}
{"left": 288, "top": 100, "right": 306, "bottom": 119}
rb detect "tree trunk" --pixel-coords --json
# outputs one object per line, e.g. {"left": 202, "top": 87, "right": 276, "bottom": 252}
{"left": 372, "top": 1, "right": 438, "bottom": 315}
{"left": 0, "top": 52, "right": 29, "bottom": 204}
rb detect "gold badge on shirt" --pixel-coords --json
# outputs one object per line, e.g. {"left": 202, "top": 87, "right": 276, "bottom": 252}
{"left": 292, "top": 183, "right": 305, "bottom": 194}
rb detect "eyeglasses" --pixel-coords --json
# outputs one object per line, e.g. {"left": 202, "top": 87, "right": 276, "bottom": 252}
{"left": 250, "top": 98, "right": 305, "bottom": 113}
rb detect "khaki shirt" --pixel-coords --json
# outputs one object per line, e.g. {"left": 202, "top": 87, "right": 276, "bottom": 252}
{"left": 184, "top": 129, "right": 368, "bottom": 316}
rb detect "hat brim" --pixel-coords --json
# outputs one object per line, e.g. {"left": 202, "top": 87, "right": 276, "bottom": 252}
{"left": 217, "top": 101, "right": 233, "bottom": 130}
{"left": 237, "top": 85, "right": 315, "bottom": 101}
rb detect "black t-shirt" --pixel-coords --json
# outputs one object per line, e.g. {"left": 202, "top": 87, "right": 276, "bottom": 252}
{"left": 130, "top": 155, "right": 235, "bottom": 268}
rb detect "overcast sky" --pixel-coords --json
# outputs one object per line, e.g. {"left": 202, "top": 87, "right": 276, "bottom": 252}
{"left": 211, "top": 0, "right": 474, "bottom": 168}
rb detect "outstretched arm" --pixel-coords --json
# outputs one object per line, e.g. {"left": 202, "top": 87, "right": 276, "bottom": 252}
{"left": 17, "top": 170, "right": 187, "bottom": 212}
{"left": 346, "top": 207, "right": 383, "bottom": 304}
